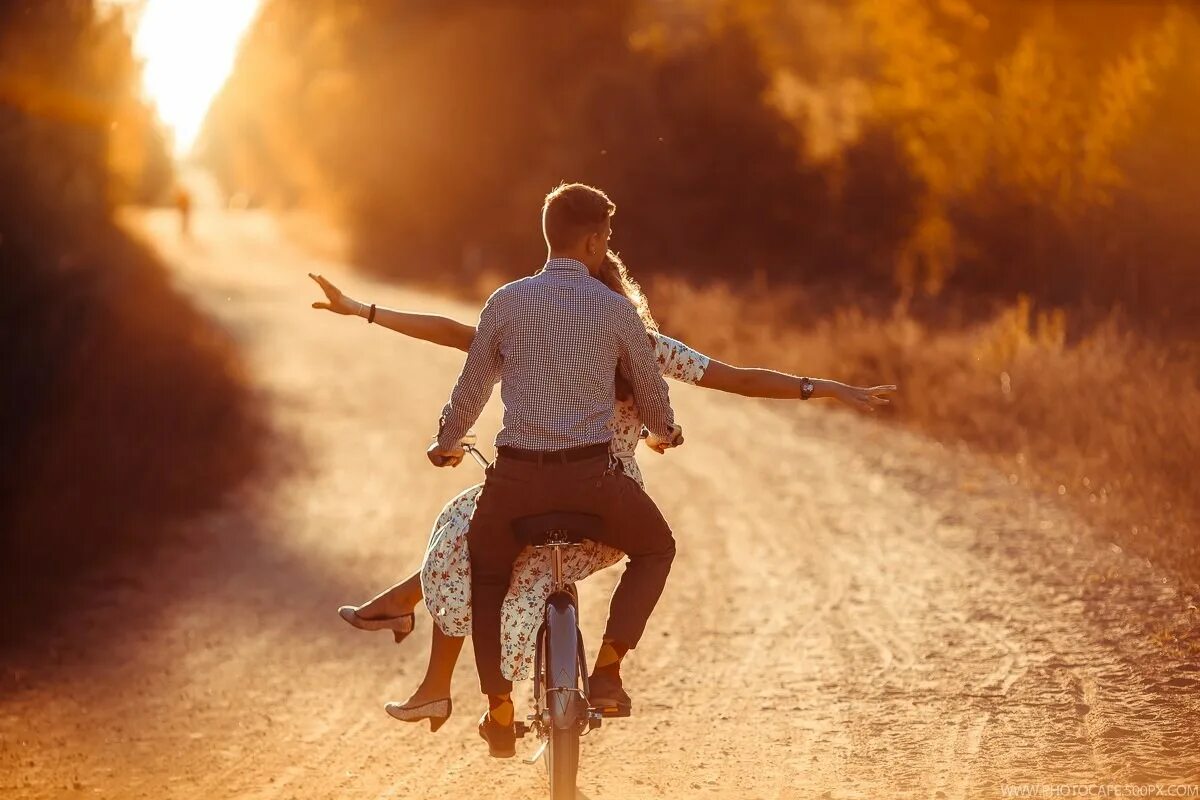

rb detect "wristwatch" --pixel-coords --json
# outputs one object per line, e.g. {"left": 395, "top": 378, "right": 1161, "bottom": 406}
{"left": 800, "top": 377, "right": 815, "bottom": 400}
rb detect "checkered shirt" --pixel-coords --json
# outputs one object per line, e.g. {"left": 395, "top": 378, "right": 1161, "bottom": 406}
{"left": 437, "top": 258, "right": 675, "bottom": 452}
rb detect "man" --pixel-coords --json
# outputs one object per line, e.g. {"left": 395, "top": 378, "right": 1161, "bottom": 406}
{"left": 429, "top": 183, "right": 682, "bottom": 758}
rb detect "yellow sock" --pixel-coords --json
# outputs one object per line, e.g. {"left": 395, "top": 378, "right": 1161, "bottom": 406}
{"left": 595, "top": 642, "right": 622, "bottom": 670}
{"left": 594, "top": 639, "right": 632, "bottom": 678}
{"left": 488, "top": 695, "right": 514, "bottom": 726}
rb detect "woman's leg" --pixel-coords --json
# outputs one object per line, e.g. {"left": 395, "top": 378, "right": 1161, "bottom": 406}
{"left": 355, "top": 485, "right": 482, "bottom": 621}
{"left": 353, "top": 569, "right": 423, "bottom": 619}
{"left": 397, "top": 625, "right": 466, "bottom": 706}
{"left": 385, "top": 484, "right": 482, "bottom": 711}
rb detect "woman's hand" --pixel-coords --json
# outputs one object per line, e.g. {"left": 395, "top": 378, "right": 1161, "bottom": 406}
{"left": 644, "top": 424, "right": 684, "bottom": 455}
{"left": 830, "top": 382, "right": 897, "bottom": 412}
{"left": 309, "top": 272, "right": 363, "bottom": 316}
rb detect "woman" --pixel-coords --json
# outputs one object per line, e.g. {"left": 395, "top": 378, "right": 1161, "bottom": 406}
{"left": 311, "top": 252, "right": 895, "bottom": 731}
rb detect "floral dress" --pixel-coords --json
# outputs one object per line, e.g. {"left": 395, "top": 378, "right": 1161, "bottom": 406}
{"left": 420, "top": 333, "right": 710, "bottom": 680}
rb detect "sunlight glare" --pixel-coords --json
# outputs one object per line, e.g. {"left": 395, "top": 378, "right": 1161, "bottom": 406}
{"left": 130, "top": 0, "right": 262, "bottom": 156}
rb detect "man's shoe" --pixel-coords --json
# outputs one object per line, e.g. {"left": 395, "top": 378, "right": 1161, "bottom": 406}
{"left": 477, "top": 711, "right": 516, "bottom": 758}
{"left": 587, "top": 670, "right": 632, "bottom": 716}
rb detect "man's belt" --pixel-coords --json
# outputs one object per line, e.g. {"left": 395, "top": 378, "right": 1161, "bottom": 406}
{"left": 496, "top": 442, "right": 610, "bottom": 464}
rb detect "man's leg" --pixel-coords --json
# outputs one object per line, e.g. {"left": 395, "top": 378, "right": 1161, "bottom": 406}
{"left": 545, "top": 459, "right": 676, "bottom": 654}
{"left": 469, "top": 461, "right": 551, "bottom": 757}
{"left": 466, "top": 467, "right": 524, "bottom": 697}
{"left": 541, "top": 460, "right": 676, "bottom": 708}
{"left": 575, "top": 470, "right": 676, "bottom": 709}
{"left": 595, "top": 473, "right": 677, "bottom": 650}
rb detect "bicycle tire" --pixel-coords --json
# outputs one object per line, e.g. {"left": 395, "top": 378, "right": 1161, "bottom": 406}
{"left": 541, "top": 591, "right": 581, "bottom": 800}
{"left": 547, "top": 723, "right": 579, "bottom": 800}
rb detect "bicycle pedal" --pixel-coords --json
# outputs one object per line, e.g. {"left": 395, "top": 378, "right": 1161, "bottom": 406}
{"left": 513, "top": 721, "right": 529, "bottom": 739}
{"left": 594, "top": 705, "right": 631, "bottom": 719}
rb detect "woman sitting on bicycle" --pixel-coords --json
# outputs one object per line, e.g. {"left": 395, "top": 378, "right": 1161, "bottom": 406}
{"left": 311, "top": 251, "right": 895, "bottom": 731}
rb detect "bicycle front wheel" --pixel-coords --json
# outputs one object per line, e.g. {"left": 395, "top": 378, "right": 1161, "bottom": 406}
{"left": 546, "top": 724, "right": 579, "bottom": 800}
{"left": 541, "top": 590, "right": 582, "bottom": 800}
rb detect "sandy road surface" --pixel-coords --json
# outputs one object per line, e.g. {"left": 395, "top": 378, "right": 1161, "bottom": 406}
{"left": 2, "top": 204, "right": 1198, "bottom": 799}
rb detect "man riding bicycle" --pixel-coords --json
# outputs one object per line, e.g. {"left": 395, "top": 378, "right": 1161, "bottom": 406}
{"left": 428, "top": 182, "right": 683, "bottom": 758}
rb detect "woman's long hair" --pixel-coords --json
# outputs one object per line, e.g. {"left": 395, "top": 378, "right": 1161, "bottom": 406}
{"left": 597, "top": 250, "right": 658, "bottom": 333}
{"left": 596, "top": 250, "right": 657, "bottom": 401}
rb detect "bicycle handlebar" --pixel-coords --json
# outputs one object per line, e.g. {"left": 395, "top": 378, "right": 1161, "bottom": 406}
{"left": 464, "top": 443, "right": 491, "bottom": 470}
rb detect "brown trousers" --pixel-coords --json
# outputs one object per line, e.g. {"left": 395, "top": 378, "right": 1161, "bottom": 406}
{"left": 467, "top": 452, "right": 676, "bottom": 695}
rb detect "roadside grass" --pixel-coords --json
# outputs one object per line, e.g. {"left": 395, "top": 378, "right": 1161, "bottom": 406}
{"left": 647, "top": 276, "right": 1200, "bottom": 601}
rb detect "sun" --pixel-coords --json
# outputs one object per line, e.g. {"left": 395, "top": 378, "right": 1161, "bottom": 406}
{"left": 126, "top": 0, "right": 263, "bottom": 157}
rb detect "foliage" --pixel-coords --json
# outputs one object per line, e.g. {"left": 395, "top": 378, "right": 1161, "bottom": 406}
{"left": 201, "top": 1, "right": 915, "bottom": 290}
{"left": 650, "top": 275, "right": 1200, "bottom": 590}
{"left": 0, "top": 0, "right": 257, "bottom": 629}
{"left": 203, "top": 1, "right": 1200, "bottom": 330}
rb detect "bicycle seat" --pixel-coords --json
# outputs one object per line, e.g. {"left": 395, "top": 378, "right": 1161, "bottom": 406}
{"left": 512, "top": 511, "right": 602, "bottom": 546}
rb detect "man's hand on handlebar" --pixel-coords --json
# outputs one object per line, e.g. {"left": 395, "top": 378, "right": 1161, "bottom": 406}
{"left": 643, "top": 424, "right": 684, "bottom": 455}
{"left": 426, "top": 440, "right": 465, "bottom": 468}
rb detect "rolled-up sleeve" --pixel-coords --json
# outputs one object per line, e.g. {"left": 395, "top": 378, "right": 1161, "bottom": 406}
{"left": 437, "top": 289, "right": 505, "bottom": 450}
{"left": 614, "top": 303, "right": 675, "bottom": 438}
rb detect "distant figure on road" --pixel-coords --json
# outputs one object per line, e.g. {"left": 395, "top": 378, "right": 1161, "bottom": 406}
{"left": 174, "top": 187, "right": 192, "bottom": 239}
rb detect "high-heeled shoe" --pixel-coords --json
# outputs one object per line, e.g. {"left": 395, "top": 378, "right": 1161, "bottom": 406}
{"left": 337, "top": 605, "right": 415, "bottom": 644}
{"left": 385, "top": 697, "right": 452, "bottom": 732}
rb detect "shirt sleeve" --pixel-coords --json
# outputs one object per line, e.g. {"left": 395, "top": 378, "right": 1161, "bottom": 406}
{"left": 651, "top": 333, "right": 711, "bottom": 385}
{"left": 614, "top": 303, "right": 675, "bottom": 438}
{"left": 437, "top": 289, "right": 505, "bottom": 450}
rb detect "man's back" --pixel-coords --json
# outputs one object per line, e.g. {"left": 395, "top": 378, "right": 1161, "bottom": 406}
{"left": 437, "top": 257, "right": 673, "bottom": 452}
{"left": 491, "top": 262, "right": 630, "bottom": 448}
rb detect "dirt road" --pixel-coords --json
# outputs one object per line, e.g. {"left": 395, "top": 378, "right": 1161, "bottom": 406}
{"left": 2, "top": 203, "right": 1198, "bottom": 799}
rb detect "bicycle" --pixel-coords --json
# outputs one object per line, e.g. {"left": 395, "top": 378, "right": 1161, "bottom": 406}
{"left": 459, "top": 433, "right": 628, "bottom": 800}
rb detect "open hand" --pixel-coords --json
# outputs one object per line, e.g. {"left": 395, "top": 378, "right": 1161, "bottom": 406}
{"left": 836, "top": 383, "right": 897, "bottom": 412}
{"left": 309, "top": 272, "right": 362, "bottom": 315}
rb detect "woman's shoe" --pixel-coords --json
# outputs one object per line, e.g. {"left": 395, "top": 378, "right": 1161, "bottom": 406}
{"left": 337, "top": 605, "right": 415, "bottom": 644}
{"left": 385, "top": 698, "right": 452, "bottom": 732}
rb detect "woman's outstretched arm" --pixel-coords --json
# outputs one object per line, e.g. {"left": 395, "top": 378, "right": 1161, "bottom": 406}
{"left": 309, "top": 272, "right": 475, "bottom": 352}
{"left": 697, "top": 358, "right": 896, "bottom": 411}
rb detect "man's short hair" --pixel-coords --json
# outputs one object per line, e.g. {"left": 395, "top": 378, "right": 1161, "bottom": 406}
{"left": 542, "top": 182, "right": 615, "bottom": 250}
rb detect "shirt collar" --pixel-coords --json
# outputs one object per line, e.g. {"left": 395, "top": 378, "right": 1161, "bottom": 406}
{"left": 543, "top": 257, "right": 591, "bottom": 276}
